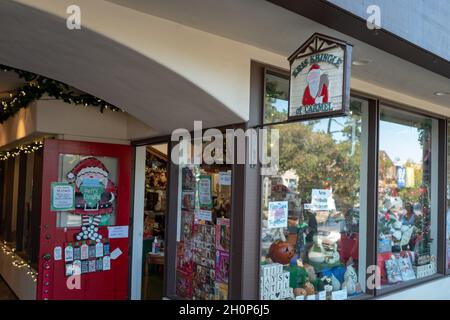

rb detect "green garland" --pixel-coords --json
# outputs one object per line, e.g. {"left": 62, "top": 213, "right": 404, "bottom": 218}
{"left": 0, "top": 65, "right": 122, "bottom": 123}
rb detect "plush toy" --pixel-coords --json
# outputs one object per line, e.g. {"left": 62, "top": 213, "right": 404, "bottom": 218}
{"left": 322, "top": 239, "right": 340, "bottom": 264}
{"left": 342, "top": 264, "right": 358, "bottom": 295}
{"left": 308, "top": 235, "right": 325, "bottom": 263}
{"left": 303, "top": 281, "right": 315, "bottom": 296}
{"left": 269, "top": 240, "right": 295, "bottom": 265}
{"left": 293, "top": 288, "right": 307, "bottom": 298}
{"left": 321, "top": 276, "right": 333, "bottom": 293}
{"left": 287, "top": 260, "right": 309, "bottom": 288}
{"left": 303, "top": 263, "right": 316, "bottom": 282}
{"left": 330, "top": 274, "right": 341, "bottom": 291}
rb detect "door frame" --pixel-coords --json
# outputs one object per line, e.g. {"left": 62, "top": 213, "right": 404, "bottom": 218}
{"left": 130, "top": 136, "right": 171, "bottom": 300}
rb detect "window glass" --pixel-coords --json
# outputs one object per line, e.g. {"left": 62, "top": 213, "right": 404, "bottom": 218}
{"left": 174, "top": 139, "right": 232, "bottom": 300}
{"left": 57, "top": 155, "right": 118, "bottom": 228}
{"left": 264, "top": 72, "right": 289, "bottom": 124}
{"left": 260, "top": 98, "right": 368, "bottom": 300}
{"left": 377, "top": 106, "right": 437, "bottom": 288}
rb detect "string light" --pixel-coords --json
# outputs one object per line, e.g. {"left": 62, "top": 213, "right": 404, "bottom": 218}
{"left": 0, "top": 241, "right": 38, "bottom": 281}
{"left": 0, "top": 65, "right": 122, "bottom": 123}
{"left": 0, "top": 140, "right": 44, "bottom": 161}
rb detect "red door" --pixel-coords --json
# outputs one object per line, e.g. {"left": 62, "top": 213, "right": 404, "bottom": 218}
{"left": 37, "top": 139, "right": 132, "bottom": 300}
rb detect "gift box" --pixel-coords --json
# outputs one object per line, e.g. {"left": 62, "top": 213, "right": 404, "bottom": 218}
{"left": 339, "top": 233, "right": 359, "bottom": 262}
{"left": 378, "top": 239, "right": 392, "bottom": 253}
{"left": 377, "top": 252, "right": 392, "bottom": 285}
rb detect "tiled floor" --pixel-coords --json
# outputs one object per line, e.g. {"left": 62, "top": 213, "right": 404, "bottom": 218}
{"left": 0, "top": 276, "right": 17, "bottom": 300}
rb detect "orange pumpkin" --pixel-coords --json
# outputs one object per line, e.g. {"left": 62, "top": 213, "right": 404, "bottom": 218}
{"left": 269, "top": 241, "right": 295, "bottom": 265}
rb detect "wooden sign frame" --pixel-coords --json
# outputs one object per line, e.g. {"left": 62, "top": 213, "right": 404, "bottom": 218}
{"left": 288, "top": 33, "right": 353, "bottom": 121}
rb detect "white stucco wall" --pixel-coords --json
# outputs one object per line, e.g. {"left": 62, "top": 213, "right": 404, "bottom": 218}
{"left": 6, "top": 0, "right": 289, "bottom": 134}
{"left": 377, "top": 277, "right": 450, "bottom": 300}
{"left": 0, "top": 99, "right": 155, "bottom": 149}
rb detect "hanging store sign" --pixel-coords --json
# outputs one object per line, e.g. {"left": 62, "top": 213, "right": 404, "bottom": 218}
{"left": 288, "top": 33, "right": 352, "bottom": 120}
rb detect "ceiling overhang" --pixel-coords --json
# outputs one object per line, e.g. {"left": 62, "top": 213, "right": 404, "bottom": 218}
{"left": 268, "top": 0, "right": 450, "bottom": 80}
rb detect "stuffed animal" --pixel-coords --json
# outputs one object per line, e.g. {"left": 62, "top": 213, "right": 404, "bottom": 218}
{"left": 308, "top": 235, "right": 325, "bottom": 263}
{"left": 293, "top": 288, "right": 307, "bottom": 298}
{"left": 303, "top": 281, "right": 315, "bottom": 296}
{"left": 342, "top": 264, "right": 358, "bottom": 295}
{"left": 303, "top": 263, "right": 316, "bottom": 282}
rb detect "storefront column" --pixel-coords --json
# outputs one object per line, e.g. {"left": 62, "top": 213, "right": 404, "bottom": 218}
{"left": 237, "top": 61, "right": 266, "bottom": 299}
{"left": 130, "top": 146, "right": 146, "bottom": 299}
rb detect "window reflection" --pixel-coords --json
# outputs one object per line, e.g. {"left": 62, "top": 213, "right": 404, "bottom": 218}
{"left": 260, "top": 98, "right": 368, "bottom": 300}
{"left": 377, "top": 106, "right": 437, "bottom": 288}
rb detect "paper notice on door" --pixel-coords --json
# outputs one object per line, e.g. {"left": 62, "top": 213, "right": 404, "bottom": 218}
{"left": 51, "top": 183, "right": 75, "bottom": 211}
{"left": 110, "top": 248, "right": 123, "bottom": 260}
{"left": 108, "top": 226, "right": 129, "bottom": 239}
{"left": 54, "top": 246, "right": 62, "bottom": 261}
{"left": 195, "top": 210, "right": 212, "bottom": 222}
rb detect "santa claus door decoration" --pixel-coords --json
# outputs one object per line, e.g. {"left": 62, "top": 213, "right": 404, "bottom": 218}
{"left": 66, "top": 157, "right": 117, "bottom": 243}
{"left": 288, "top": 33, "right": 352, "bottom": 121}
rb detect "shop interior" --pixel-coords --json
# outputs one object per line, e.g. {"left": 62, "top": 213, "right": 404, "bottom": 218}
{"left": 141, "top": 143, "right": 168, "bottom": 300}
{"left": 140, "top": 139, "right": 233, "bottom": 300}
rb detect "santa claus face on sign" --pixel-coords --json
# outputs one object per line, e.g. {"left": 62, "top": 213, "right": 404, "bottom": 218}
{"left": 75, "top": 168, "right": 108, "bottom": 189}
{"left": 66, "top": 157, "right": 117, "bottom": 215}
{"left": 302, "top": 64, "right": 329, "bottom": 106}
{"left": 307, "top": 67, "right": 321, "bottom": 98}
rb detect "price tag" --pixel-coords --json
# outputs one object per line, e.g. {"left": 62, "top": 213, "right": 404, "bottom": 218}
{"left": 103, "top": 256, "right": 111, "bottom": 271}
{"left": 331, "top": 289, "right": 348, "bottom": 300}
{"left": 64, "top": 245, "right": 73, "bottom": 262}
{"left": 54, "top": 246, "right": 62, "bottom": 261}
{"left": 95, "top": 242, "right": 104, "bottom": 257}
{"left": 110, "top": 248, "right": 123, "bottom": 260}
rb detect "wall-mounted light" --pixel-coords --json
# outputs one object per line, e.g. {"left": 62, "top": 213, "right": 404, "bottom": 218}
{"left": 352, "top": 59, "right": 372, "bottom": 66}
{"left": 434, "top": 91, "right": 450, "bottom": 96}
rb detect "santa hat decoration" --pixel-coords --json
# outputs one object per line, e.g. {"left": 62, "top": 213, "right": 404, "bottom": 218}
{"left": 307, "top": 64, "right": 321, "bottom": 81}
{"left": 309, "top": 64, "right": 320, "bottom": 71}
{"left": 67, "top": 157, "right": 109, "bottom": 182}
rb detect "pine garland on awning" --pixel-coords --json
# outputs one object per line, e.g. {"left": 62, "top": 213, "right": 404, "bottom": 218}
{"left": 0, "top": 65, "right": 123, "bottom": 123}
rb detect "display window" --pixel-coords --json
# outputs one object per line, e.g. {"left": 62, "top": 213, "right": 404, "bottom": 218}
{"left": 174, "top": 139, "right": 232, "bottom": 300}
{"left": 260, "top": 71, "right": 369, "bottom": 300}
{"left": 377, "top": 106, "right": 438, "bottom": 288}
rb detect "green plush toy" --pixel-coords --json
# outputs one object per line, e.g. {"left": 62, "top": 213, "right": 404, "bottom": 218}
{"left": 286, "top": 265, "right": 309, "bottom": 288}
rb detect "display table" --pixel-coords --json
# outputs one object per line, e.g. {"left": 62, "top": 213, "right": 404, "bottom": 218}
{"left": 145, "top": 252, "right": 165, "bottom": 275}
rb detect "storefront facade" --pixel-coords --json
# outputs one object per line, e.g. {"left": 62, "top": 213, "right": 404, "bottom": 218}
{"left": 1, "top": 0, "right": 450, "bottom": 300}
